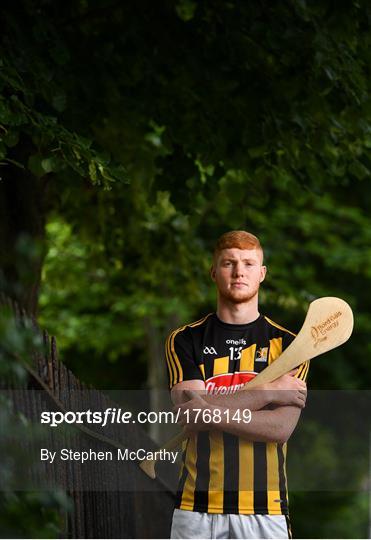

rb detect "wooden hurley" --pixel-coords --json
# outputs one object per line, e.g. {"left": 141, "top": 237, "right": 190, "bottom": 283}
{"left": 140, "top": 296, "right": 354, "bottom": 479}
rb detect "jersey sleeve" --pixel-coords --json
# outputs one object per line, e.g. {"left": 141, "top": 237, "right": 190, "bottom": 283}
{"left": 282, "top": 331, "right": 310, "bottom": 382}
{"left": 165, "top": 327, "right": 205, "bottom": 389}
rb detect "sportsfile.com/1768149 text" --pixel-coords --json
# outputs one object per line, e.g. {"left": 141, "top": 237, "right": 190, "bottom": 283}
{"left": 40, "top": 407, "right": 252, "bottom": 427}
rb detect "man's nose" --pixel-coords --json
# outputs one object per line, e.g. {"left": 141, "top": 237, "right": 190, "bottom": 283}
{"left": 233, "top": 263, "right": 244, "bottom": 276}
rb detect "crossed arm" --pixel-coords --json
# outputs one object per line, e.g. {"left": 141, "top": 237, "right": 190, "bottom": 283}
{"left": 171, "top": 371, "right": 307, "bottom": 444}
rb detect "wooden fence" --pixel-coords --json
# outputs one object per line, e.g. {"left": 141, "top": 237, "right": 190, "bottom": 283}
{"left": 0, "top": 293, "right": 176, "bottom": 538}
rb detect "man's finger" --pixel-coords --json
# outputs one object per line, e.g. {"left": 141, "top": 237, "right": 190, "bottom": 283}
{"left": 184, "top": 389, "right": 201, "bottom": 401}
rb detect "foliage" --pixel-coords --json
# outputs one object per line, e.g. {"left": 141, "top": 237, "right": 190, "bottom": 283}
{"left": 0, "top": 2, "right": 127, "bottom": 187}
{"left": 0, "top": 307, "right": 71, "bottom": 538}
{"left": 291, "top": 490, "right": 369, "bottom": 539}
{"left": 0, "top": 491, "right": 69, "bottom": 539}
{"left": 288, "top": 394, "right": 370, "bottom": 538}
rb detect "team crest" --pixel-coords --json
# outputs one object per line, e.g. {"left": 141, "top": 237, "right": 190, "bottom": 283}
{"left": 255, "top": 346, "right": 269, "bottom": 363}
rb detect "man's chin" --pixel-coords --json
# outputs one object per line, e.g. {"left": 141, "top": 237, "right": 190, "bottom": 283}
{"left": 222, "top": 290, "right": 258, "bottom": 304}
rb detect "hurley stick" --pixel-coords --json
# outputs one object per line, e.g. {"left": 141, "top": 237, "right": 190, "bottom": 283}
{"left": 140, "top": 297, "right": 353, "bottom": 479}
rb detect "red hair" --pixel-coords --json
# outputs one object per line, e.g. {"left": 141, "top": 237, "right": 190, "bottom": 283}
{"left": 213, "top": 230, "right": 263, "bottom": 262}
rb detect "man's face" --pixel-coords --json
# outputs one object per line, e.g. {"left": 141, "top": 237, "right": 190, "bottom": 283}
{"left": 211, "top": 248, "right": 266, "bottom": 304}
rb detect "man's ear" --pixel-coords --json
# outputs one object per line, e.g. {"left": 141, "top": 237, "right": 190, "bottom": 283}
{"left": 260, "top": 265, "right": 267, "bottom": 283}
{"left": 210, "top": 265, "right": 216, "bottom": 282}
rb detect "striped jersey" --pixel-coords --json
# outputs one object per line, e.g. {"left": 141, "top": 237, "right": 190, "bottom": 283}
{"left": 165, "top": 313, "right": 309, "bottom": 515}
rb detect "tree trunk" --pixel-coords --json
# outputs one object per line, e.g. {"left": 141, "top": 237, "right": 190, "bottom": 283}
{"left": 0, "top": 152, "right": 48, "bottom": 317}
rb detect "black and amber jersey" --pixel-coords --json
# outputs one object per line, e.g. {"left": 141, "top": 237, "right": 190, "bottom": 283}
{"left": 165, "top": 313, "right": 309, "bottom": 515}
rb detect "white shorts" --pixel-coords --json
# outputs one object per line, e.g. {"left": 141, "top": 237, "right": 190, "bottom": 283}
{"left": 170, "top": 508, "right": 291, "bottom": 539}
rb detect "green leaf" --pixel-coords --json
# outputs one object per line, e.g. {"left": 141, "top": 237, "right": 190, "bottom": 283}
{"left": 52, "top": 93, "right": 66, "bottom": 112}
{"left": 41, "top": 156, "right": 59, "bottom": 173}
{"left": 88, "top": 160, "right": 98, "bottom": 183}
{"left": 348, "top": 160, "right": 370, "bottom": 180}
{"left": 175, "top": 0, "right": 197, "bottom": 21}
{"left": 248, "top": 146, "right": 267, "bottom": 158}
{"left": 0, "top": 142, "right": 7, "bottom": 160}
{"left": 28, "top": 154, "right": 45, "bottom": 177}
{"left": 3, "top": 129, "right": 19, "bottom": 147}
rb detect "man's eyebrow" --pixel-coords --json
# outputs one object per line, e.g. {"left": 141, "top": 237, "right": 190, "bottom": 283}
{"left": 221, "top": 257, "right": 256, "bottom": 262}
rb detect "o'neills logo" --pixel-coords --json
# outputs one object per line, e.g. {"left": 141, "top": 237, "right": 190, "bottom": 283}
{"left": 311, "top": 311, "right": 342, "bottom": 347}
{"left": 205, "top": 372, "right": 256, "bottom": 395}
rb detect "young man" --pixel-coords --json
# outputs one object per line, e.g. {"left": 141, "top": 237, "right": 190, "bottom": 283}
{"left": 165, "top": 231, "right": 309, "bottom": 539}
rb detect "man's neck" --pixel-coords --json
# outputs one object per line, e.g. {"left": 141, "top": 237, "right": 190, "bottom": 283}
{"left": 216, "top": 296, "right": 260, "bottom": 325}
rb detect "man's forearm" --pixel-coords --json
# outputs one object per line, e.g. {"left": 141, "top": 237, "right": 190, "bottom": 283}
{"left": 172, "top": 373, "right": 306, "bottom": 410}
{"left": 196, "top": 404, "right": 302, "bottom": 444}
{"left": 203, "top": 388, "right": 273, "bottom": 411}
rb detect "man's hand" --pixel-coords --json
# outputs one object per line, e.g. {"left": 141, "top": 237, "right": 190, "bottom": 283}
{"left": 258, "top": 369, "right": 307, "bottom": 408}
